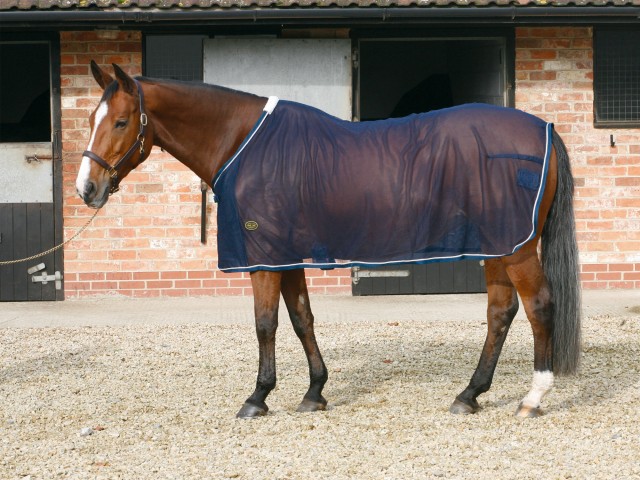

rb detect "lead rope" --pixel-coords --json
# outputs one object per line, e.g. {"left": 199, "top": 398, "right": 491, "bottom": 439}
{"left": 0, "top": 207, "right": 101, "bottom": 266}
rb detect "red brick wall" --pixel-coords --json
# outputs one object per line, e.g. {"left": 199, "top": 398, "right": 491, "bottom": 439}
{"left": 60, "top": 31, "right": 352, "bottom": 298}
{"left": 60, "top": 28, "right": 639, "bottom": 297}
{"left": 515, "top": 27, "right": 640, "bottom": 289}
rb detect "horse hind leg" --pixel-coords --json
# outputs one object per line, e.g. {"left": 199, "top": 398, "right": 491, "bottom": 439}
{"left": 504, "top": 246, "right": 555, "bottom": 418}
{"left": 237, "top": 271, "right": 282, "bottom": 418}
{"left": 451, "top": 259, "right": 519, "bottom": 414}
{"left": 281, "top": 269, "right": 328, "bottom": 413}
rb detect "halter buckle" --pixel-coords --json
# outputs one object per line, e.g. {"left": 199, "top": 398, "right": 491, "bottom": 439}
{"left": 140, "top": 113, "right": 148, "bottom": 126}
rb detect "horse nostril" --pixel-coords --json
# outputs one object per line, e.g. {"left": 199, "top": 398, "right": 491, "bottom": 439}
{"left": 82, "top": 181, "right": 97, "bottom": 200}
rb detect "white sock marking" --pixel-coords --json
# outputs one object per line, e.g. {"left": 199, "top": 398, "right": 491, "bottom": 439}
{"left": 520, "top": 370, "right": 554, "bottom": 409}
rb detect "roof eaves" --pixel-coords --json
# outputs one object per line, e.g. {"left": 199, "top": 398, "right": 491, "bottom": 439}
{"left": 1, "top": 0, "right": 640, "bottom": 10}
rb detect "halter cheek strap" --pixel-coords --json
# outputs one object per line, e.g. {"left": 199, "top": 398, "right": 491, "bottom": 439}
{"left": 82, "top": 79, "right": 148, "bottom": 195}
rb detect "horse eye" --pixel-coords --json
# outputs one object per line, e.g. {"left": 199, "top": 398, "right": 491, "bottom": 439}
{"left": 115, "top": 120, "right": 128, "bottom": 129}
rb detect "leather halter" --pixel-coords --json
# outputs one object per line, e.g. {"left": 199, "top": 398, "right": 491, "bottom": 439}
{"left": 83, "top": 80, "right": 148, "bottom": 195}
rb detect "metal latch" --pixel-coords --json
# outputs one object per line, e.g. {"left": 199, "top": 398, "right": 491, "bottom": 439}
{"left": 29, "top": 263, "right": 63, "bottom": 289}
{"left": 352, "top": 266, "right": 410, "bottom": 285}
{"left": 25, "top": 154, "right": 53, "bottom": 164}
{"left": 28, "top": 263, "right": 46, "bottom": 275}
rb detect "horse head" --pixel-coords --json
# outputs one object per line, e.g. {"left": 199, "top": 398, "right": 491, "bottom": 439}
{"left": 76, "top": 61, "right": 153, "bottom": 208}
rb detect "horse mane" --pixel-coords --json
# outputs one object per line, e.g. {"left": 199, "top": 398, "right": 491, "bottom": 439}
{"left": 135, "top": 76, "right": 264, "bottom": 101}
{"left": 100, "top": 75, "right": 263, "bottom": 104}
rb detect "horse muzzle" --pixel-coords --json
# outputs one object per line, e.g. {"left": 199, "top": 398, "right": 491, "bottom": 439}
{"left": 77, "top": 177, "right": 110, "bottom": 209}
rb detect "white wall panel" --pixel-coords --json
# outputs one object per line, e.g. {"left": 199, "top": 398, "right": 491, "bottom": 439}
{"left": 204, "top": 38, "right": 352, "bottom": 120}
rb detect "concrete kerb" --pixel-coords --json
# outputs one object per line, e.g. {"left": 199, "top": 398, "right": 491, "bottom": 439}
{"left": 1, "top": 290, "right": 637, "bottom": 329}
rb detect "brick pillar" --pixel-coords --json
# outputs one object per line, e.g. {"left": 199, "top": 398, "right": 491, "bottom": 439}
{"left": 516, "top": 27, "right": 640, "bottom": 289}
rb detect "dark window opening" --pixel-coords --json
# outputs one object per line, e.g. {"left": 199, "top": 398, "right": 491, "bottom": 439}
{"left": 0, "top": 42, "right": 51, "bottom": 143}
{"left": 144, "top": 35, "right": 206, "bottom": 81}
{"left": 594, "top": 28, "right": 640, "bottom": 128}
{"left": 359, "top": 39, "right": 507, "bottom": 121}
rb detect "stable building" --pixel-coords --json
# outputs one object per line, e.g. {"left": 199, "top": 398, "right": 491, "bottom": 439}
{"left": 0, "top": 1, "right": 638, "bottom": 300}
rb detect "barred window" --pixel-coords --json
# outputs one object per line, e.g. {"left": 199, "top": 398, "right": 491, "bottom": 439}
{"left": 594, "top": 28, "right": 640, "bottom": 128}
{"left": 144, "top": 35, "right": 205, "bottom": 81}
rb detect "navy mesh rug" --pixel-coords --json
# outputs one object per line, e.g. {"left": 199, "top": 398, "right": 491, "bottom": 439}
{"left": 212, "top": 100, "right": 553, "bottom": 273}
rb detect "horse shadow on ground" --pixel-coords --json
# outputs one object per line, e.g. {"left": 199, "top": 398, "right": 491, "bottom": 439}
{"left": 275, "top": 319, "right": 640, "bottom": 415}
{"left": 2, "top": 319, "right": 638, "bottom": 417}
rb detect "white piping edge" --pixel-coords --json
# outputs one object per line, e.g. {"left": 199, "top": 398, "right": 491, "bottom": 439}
{"left": 220, "top": 252, "right": 509, "bottom": 272}
{"left": 510, "top": 122, "right": 552, "bottom": 254}
{"left": 212, "top": 96, "right": 279, "bottom": 191}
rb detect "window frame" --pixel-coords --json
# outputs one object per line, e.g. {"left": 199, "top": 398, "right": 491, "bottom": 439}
{"left": 593, "top": 26, "right": 640, "bottom": 129}
{"left": 142, "top": 34, "right": 207, "bottom": 82}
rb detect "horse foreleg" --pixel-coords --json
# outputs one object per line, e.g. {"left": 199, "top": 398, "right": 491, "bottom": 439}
{"left": 451, "top": 259, "right": 519, "bottom": 414}
{"left": 281, "top": 269, "right": 328, "bottom": 413}
{"left": 504, "top": 248, "right": 554, "bottom": 418}
{"left": 237, "top": 271, "right": 282, "bottom": 418}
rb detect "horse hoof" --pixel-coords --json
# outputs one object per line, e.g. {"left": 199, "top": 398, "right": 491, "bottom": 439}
{"left": 449, "top": 398, "right": 479, "bottom": 415}
{"left": 296, "top": 398, "right": 327, "bottom": 413}
{"left": 236, "top": 402, "right": 268, "bottom": 419}
{"left": 515, "top": 403, "right": 544, "bottom": 418}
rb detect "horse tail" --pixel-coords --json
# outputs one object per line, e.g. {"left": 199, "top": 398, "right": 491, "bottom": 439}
{"left": 541, "top": 130, "right": 582, "bottom": 376}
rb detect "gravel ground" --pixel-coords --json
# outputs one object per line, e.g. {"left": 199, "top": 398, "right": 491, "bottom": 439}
{"left": 1, "top": 305, "right": 639, "bottom": 479}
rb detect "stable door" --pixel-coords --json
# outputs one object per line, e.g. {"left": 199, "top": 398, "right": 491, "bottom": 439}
{"left": 0, "top": 36, "right": 64, "bottom": 301}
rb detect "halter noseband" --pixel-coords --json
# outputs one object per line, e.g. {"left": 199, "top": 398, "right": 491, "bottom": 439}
{"left": 83, "top": 80, "right": 148, "bottom": 195}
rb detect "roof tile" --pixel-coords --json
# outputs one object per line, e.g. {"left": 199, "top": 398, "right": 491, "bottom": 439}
{"left": 1, "top": 0, "right": 639, "bottom": 9}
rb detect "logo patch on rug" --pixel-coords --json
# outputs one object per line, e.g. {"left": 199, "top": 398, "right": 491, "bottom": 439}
{"left": 244, "top": 220, "right": 259, "bottom": 231}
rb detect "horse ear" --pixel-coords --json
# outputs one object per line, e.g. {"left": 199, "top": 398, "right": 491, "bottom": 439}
{"left": 90, "top": 60, "right": 114, "bottom": 90}
{"left": 112, "top": 63, "right": 137, "bottom": 96}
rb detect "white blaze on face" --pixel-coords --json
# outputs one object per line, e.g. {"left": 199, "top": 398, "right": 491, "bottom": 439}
{"left": 76, "top": 101, "right": 109, "bottom": 194}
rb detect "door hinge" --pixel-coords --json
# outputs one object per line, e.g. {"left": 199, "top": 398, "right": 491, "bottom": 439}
{"left": 352, "top": 48, "right": 359, "bottom": 70}
{"left": 352, "top": 266, "right": 410, "bottom": 285}
{"left": 54, "top": 130, "right": 62, "bottom": 161}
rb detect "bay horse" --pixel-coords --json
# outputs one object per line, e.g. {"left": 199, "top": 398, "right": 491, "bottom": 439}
{"left": 76, "top": 62, "right": 581, "bottom": 418}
